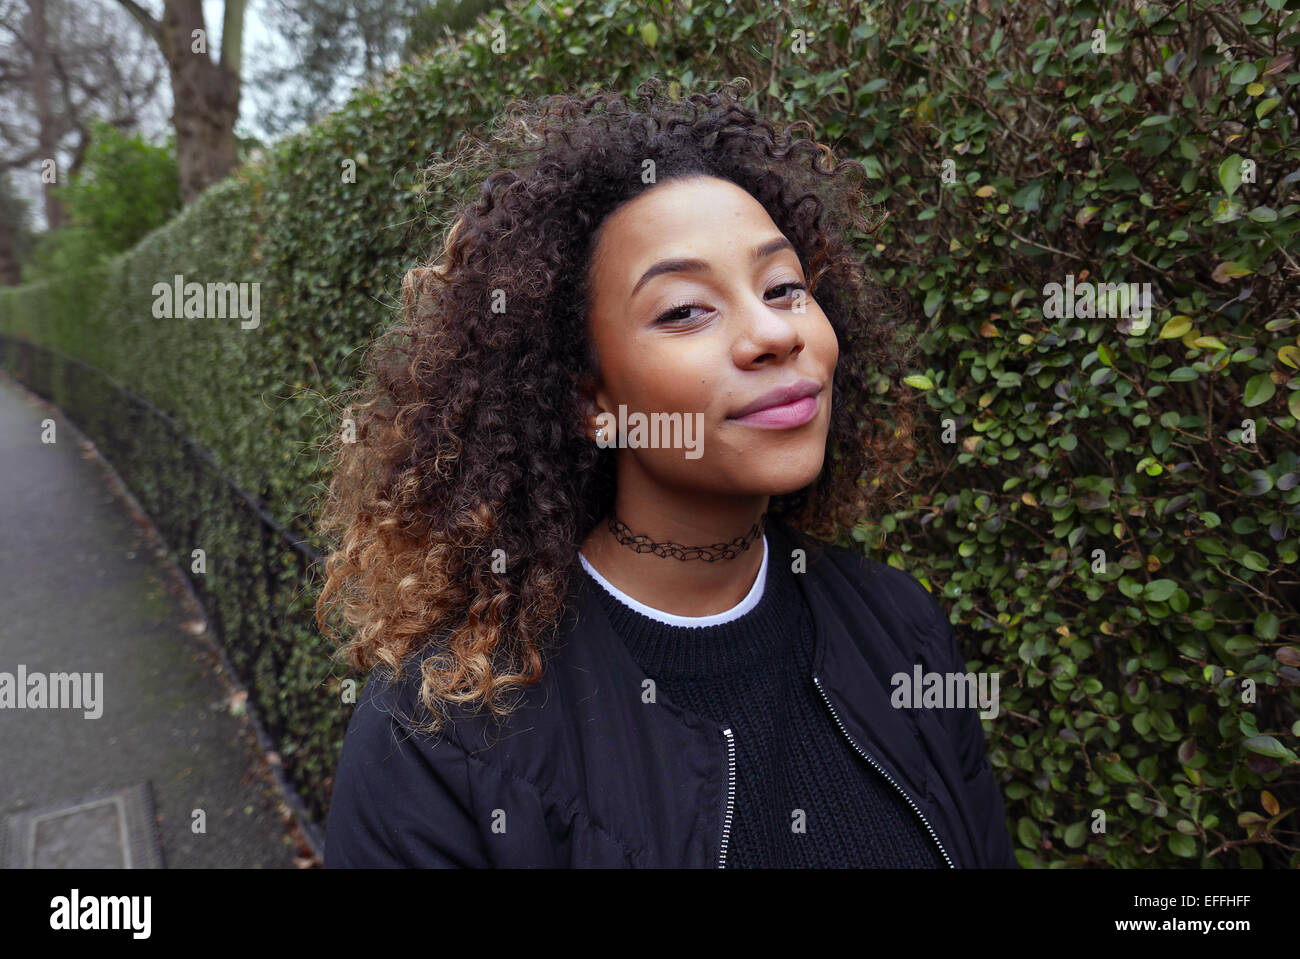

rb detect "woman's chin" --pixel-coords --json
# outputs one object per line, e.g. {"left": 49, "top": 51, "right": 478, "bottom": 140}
{"left": 754, "top": 460, "right": 827, "bottom": 498}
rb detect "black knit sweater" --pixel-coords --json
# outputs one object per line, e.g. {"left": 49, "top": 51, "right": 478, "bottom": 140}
{"left": 580, "top": 524, "right": 947, "bottom": 869}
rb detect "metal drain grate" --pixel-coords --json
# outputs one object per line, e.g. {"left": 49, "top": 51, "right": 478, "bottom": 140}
{"left": 1, "top": 782, "right": 164, "bottom": 868}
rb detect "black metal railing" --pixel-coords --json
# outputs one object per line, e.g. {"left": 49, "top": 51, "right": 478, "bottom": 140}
{"left": 0, "top": 333, "right": 339, "bottom": 854}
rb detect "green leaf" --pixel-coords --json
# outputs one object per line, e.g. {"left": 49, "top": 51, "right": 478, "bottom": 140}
{"left": 1012, "top": 179, "right": 1045, "bottom": 211}
{"left": 1105, "top": 758, "right": 1137, "bottom": 783}
{"left": 1167, "top": 832, "right": 1197, "bottom": 858}
{"left": 1227, "top": 635, "right": 1258, "bottom": 658}
{"left": 1255, "top": 612, "right": 1280, "bottom": 641}
{"left": 1230, "top": 63, "right": 1259, "bottom": 86}
{"left": 1102, "top": 426, "right": 1129, "bottom": 450}
{"left": 1243, "top": 736, "right": 1297, "bottom": 761}
{"left": 1168, "top": 588, "right": 1190, "bottom": 613}
{"left": 1239, "top": 551, "right": 1269, "bottom": 572}
{"left": 1102, "top": 165, "right": 1140, "bottom": 192}
{"left": 1243, "top": 374, "right": 1275, "bottom": 407}
{"left": 903, "top": 373, "right": 934, "bottom": 390}
{"left": 1143, "top": 579, "right": 1178, "bottom": 602}
{"left": 1064, "top": 821, "right": 1087, "bottom": 848}
{"left": 1218, "top": 154, "right": 1243, "bottom": 196}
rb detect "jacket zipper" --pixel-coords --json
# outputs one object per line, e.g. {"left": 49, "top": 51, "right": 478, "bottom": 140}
{"left": 813, "top": 675, "right": 956, "bottom": 869}
{"left": 717, "top": 726, "right": 736, "bottom": 868}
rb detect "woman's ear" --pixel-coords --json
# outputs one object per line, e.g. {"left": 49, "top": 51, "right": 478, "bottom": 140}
{"left": 574, "top": 372, "right": 614, "bottom": 442}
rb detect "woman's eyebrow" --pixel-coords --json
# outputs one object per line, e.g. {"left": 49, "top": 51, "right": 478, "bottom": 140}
{"left": 630, "top": 236, "right": 796, "bottom": 298}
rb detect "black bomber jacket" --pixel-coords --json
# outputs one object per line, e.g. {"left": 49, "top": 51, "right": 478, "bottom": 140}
{"left": 324, "top": 517, "right": 1020, "bottom": 868}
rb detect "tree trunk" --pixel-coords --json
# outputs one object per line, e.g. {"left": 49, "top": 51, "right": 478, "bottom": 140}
{"left": 158, "top": 0, "right": 241, "bottom": 204}
{"left": 117, "top": 0, "right": 244, "bottom": 204}
{"left": 27, "top": 0, "right": 66, "bottom": 229}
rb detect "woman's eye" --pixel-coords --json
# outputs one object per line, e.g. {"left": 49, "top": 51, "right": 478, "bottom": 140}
{"left": 767, "top": 281, "right": 807, "bottom": 301}
{"left": 655, "top": 303, "right": 707, "bottom": 325}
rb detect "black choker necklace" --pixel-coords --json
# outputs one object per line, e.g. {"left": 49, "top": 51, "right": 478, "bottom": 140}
{"left": 606, "top": 512, "right": 768, "bottom": 561}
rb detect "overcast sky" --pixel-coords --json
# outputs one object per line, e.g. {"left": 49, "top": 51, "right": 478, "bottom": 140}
{"left": 211, "top": 0, "right": 303, "bottom": 143}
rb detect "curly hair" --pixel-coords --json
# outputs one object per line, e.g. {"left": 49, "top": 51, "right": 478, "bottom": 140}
{"left": 314, "top": 76, "right": 920, "bottom": 737}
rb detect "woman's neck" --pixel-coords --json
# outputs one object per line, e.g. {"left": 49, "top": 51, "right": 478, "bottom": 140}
{"left": 577, "top": 506, "right": 770, "bottom": 617}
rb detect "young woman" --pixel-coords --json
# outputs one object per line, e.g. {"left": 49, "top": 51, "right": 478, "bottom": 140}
{"left": 316, "top": 77, "right": 1018, "bottom": 868}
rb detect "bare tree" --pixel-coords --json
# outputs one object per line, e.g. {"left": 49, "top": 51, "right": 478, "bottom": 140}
{"left": 0, "top": 0, "right": 165, "bottom": 229}
{"left": 115, "top": 0, "right": 245, "bottom": 204}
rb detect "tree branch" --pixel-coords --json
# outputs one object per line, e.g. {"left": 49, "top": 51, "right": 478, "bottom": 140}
{"left": 221, "top": 0, "right": 247, "bottom": 78}
{"left": 114, "top": 0, "right": 162, "bottom": 46}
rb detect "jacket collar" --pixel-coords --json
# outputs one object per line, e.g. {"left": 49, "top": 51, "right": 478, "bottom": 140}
{"left": 777, "top": 518, "right": 933, "bottom": 825}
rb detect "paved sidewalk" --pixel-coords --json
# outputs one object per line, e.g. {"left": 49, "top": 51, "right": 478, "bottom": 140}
{"left": 0, "top": 372, "right": 311, "bottom": 868}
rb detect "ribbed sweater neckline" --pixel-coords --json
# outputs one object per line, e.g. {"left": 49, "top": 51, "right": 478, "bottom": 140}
{"left": 579, "top": 523, "right": 803, "bottom": 681}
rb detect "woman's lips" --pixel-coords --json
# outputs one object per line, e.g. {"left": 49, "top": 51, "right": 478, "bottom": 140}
{"left": 728, "top": 392, "right": 819, "bottom": 428}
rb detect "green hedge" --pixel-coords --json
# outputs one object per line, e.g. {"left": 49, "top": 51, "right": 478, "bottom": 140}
{"left": 845, "top": 0, "right": 1300, "bottom": 868}
{"left": 1, "top": 0, "right": 1297, "bottom": 866}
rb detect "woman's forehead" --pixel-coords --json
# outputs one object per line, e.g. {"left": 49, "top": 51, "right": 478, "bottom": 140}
{"left": 589, "top": 178, "right": 778, "bottom": 283}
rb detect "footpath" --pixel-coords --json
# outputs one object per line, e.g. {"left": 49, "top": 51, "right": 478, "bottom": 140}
{"left": 0, "top": 372, "right": 314, "bottom": 868}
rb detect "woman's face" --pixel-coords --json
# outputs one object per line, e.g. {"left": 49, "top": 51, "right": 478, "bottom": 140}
{"left": 582, "top": 174, "right": 839, "bottom": 504}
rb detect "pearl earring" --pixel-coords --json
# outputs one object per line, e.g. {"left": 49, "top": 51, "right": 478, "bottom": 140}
{"left": 594, "top": 428, "right": 604, "bottom": 442}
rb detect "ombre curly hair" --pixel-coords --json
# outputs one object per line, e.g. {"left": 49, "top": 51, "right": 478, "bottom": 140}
{"left": 314, "top": 76, "right": 921, "bottom": 736}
